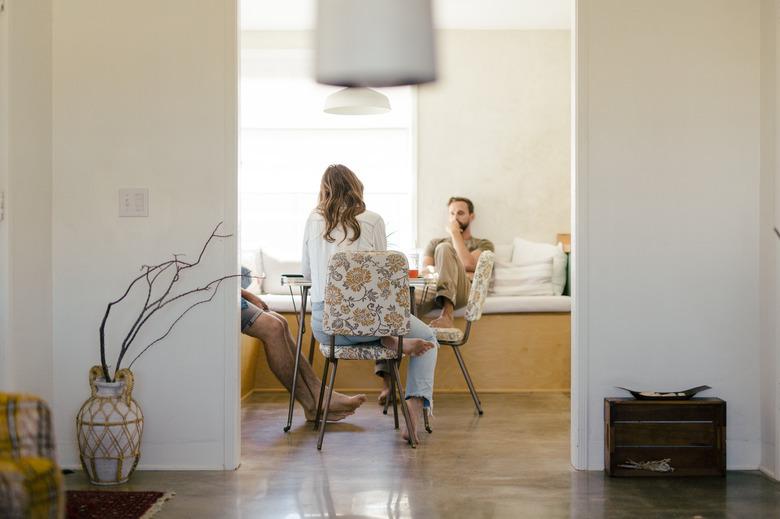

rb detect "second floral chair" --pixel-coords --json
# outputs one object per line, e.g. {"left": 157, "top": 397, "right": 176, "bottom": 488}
{"left": 315, "top": 250, "right": 418, "bottom": 449}
{"left": 429, "top": 250, "right": 495, "bottom": 415}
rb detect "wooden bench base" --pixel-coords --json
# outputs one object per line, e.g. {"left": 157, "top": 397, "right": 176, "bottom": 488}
{"left": 241, "top": 312, "right": 571, "bottom": 397}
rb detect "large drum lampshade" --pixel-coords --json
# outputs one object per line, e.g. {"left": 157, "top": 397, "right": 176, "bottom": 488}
{"left": 315, "top": 0, "right": 437, "bottom": 87}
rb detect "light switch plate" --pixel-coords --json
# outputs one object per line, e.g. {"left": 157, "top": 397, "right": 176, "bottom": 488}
{"left": 118, "top": 188, "right": 149, "bottom": 217}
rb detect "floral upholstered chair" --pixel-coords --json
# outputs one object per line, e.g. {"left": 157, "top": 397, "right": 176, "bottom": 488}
{"left": 315, "top": 250, "right": 418, "bottom": 449}
{"left": 0, "top": 393, "right": 64, "bottom": 519}
{"left": 430, "top": 250, "right": 495, "bottom": 415}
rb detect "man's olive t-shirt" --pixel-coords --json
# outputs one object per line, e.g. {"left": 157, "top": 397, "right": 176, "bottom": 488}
{"left": 423, "top": 237, "right": 495, "bottom": 258}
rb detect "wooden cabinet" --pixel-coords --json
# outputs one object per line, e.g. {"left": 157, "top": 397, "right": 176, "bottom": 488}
{"left": 604, "top": 398, "right": 726, "bottom": 477}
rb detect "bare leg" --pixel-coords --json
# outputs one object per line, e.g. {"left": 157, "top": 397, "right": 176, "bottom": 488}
{"left": 378, "top": 373, "right": 391, "bottom": 405}
{"left": 429, "top": 298, "right": 455, "bottom": 329}
{"left": 266, "top": 312, "right": 323, "bottom": 406}
{"left": 266, "top": 311, "right": 366, "bottom": 415}
{"left": 245, "top": 313, "right": 365, "bottom": 421}
{"left": 428, "top": 242, "right": 469, "bottom": 329}
{"left": 401, "top": 397, "right": 424, "bottom": 444}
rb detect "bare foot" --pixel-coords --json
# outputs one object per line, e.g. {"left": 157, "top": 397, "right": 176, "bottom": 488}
{"left": 381, "top": 337, "right": 434, "bottom": 357}
{"left": 304, "top": 409, "right": 354, "bottom": 422}
{"left": 429, "top": 314, "right": 453, "bottom": 329}
{"left": 401, "top": 397, "right": 424, "bottom": 444}
{"left": 329, "top": 393, "right": 367, "bottom": 413}
{"left": 303, "top": 392, "right": 366, "bottom": 422}
{"left": 378, "top": 374, "right": 391, "bottom": 405}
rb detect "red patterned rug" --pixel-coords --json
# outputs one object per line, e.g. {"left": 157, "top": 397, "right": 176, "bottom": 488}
{"left": 65, "top": 490, "right": 174, "bottom": 519}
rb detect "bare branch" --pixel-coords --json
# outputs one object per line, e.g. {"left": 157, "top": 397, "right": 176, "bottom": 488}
{"left": 117, "top": 266, "right": 155, "bottom": 360}
{"left": 114, "top": 273, "right": 243, "bottom": 373}
{"left": 147, "top": 224, "right": 232, "bottom": 310}
{"left": 126, "top": 277, "right": 228, "bottom": 370}
{"left": 99, "top": 260, "right": 176, "bottom": 381}
{"left": 99, "top": 222, "right": 234, "bottom": 381}
{"left": 120, "top": 259, "right": 179, "bottom": 353}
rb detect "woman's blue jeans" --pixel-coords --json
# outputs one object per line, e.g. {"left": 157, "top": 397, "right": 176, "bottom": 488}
{"left": 311, "top": 301, "right": 438, "bottom": 408}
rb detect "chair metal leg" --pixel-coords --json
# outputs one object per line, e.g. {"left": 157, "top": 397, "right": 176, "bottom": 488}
{"left": 382, "top": 371, "right": 391, "bottom": 415}
{"left": 390, "top": 372, "right": 399, "bottom": 430}
{"left": 285, "top": 286, "right": 309, "bottom": 432}
{"left": 317, "top": 359, "right": 339, "bottom": 450}
{"left": 313, "top": 358, "right": 330, "bottom": 430}
{"left": 307, "top": 334, "right": 317, "bottom": 364}
{"left": 391, "top": 361, "right": 416, "bottom": 448}
{"left": 452, "top": 346, "right": 483, "bottom": 415}
{"left": 423, "top": 407, "right": 432, "bottom": 434}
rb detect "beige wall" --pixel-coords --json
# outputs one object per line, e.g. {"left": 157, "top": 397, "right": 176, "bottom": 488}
{"left": 0, "top": 0, "right": 54, "bottom": 397}
{"left": 577, "top": 0, "right": 762, "bottom": 470}
{"left": 241, "top": 30, "right": 572, "bottom": 249}
{"left": 417, "top": 30, "right": 571, "bottom": 247}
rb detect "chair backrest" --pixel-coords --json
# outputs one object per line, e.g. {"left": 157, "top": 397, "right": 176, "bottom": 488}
{"left": 0, "top": 393, "right": 56, "bottom": 461}
{"left": 322, "top": 251, "right": 411, "bottom": 337}
{"left": 465, "top": 250, "right": 495, "bottom": 322}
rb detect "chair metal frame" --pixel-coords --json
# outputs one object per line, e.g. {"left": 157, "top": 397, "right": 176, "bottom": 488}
{"left": 438, "top": 321, "right": 482, "bottom": 414}
{"left": 431, "top": 250, "right": 495, "bottom": 415}
{"left": 313, "top": 250, "right": 419, "bottom": 450}
{"left": 314, "top": 334, "right": 417, "bottom": 449}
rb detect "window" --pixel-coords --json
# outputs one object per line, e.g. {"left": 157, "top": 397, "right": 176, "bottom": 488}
{"left": 240, "top": 49, "right": 416, "bottom": 263}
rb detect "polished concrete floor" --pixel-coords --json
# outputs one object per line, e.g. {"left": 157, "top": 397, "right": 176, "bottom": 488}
{"left": 65, "top": 392, "right": 780, "bottom": 518}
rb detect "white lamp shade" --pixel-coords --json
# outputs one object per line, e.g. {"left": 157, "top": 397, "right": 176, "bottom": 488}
{"left": 315, "top": 0, "right": 437, "bottom": 87}
{"left": 324, "top": 87, "right": 391, "bottom": 115}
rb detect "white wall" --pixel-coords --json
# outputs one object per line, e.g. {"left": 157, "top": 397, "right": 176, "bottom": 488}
{"left": 50, "top": 0, "right": 239, "bottom": 469}
{"left": 759, "top": 0, "right": 778, "bottom": 479}
{"left": 417, "top": 30, "right": 571, "bottom": 247}
{"left": 775, "top": 0, "right": 780, "bottom": 479}
{"left": 0, "top": 0, "right": 9, "bottom": 389}
{"left": 0, "top": 0, "right": 54, "bottom": 397}
{"left": 576, "top": 0, "right": 762, "bottom": 470}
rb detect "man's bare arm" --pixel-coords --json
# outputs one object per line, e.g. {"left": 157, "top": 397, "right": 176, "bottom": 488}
{"left": 422, "top": 256, "right": 434, "bottom": 268}
{"left": 448, "top": 222, "right": 477, "bottom": 271}
{"left": 470, "top": 249, "right": 483, "bottom": 265}
{"left": 241, "top": 289, "right": 269, "bottom": 311}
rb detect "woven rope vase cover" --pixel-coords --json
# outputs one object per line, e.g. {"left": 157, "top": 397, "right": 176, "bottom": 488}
{"left": 77, "top": 366, "right": 144, "bottom": 485}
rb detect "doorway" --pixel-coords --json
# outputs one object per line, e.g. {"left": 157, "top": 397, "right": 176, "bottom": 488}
{"left": 234, "top": 0, "right": 582, "bottom": 469}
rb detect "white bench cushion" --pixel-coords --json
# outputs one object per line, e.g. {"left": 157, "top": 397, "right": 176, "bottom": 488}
{"left": 257, "top": 293, "right": 571, "bottom": 315}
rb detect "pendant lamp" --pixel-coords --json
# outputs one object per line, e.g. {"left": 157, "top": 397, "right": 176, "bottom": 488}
{"left": 315, "top": 0, "right": 437, "bottom": 87}
{"left": 324, "top": 87, "right": 391, "bottom": 115}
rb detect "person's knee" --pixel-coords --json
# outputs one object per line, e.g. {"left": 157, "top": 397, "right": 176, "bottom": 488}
{"left": 268, "top": 316, "right": 286, "bottom": 337}
{"left": 251, "top": 314, "right": 286, "bottom": 342}
{"left": 435, "top": 242, "right": 455, "bottom": 256}
{"left": 272, "top": 312, "right": 290, "bottom": 332}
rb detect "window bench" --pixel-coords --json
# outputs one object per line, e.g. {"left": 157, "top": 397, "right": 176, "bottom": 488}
{"left": 241, "top": 293, "right": 571, "bottom": 397}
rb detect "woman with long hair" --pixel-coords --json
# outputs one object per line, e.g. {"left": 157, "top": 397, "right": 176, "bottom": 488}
{"left": 302, "top": 164, "right": 438, "bottom": 443}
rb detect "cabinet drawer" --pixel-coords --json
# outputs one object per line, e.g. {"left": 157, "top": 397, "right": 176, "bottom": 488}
{"left": 610, "top": 446, "right": 724, "bottom": 477}
{"left": 614, "top": 423, "right": 715, "bottom": 447}
{"left": 610, "top": 404, "right": 722, "bottom": 423}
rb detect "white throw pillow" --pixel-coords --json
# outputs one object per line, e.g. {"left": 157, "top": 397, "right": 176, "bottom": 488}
{"left": 260, "top": 250, "right": 302, "bottom": 295}
{"left": 490, "top": 259, "right": 555, "bottom": 296}
{"left": 511, "top": 237, "right": 568, "bottom": 296}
